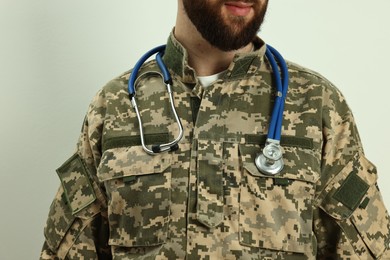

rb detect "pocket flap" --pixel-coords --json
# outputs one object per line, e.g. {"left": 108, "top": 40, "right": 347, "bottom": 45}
{"left": 57, "top": 153, "right": 96, "bottom": 215}
{"left": 97, "top": 146, "right": 172, "bottom": 182}
{"left": 239, "top": 143, "right": 320, "bottom": 184}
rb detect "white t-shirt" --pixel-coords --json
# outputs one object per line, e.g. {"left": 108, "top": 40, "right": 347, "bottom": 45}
{"left": 197, "top": 71, "right": 225, "bottom": 88}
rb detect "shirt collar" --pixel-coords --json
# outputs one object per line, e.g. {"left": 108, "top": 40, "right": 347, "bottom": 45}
{"left": 163, "top": 31, "right": 267, "bottom": 85}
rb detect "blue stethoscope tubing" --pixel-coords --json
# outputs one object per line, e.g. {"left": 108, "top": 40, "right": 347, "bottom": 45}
{"left": 253, "top": 45, "right": 289, "bottom": 175}
{"left": 128, "top": 45, "right": 170, "bottom": 94}
{"left": 128, "top": 44, "right": 289, "bottom": 175}
{"left": 265, "top": 45, "right": 289, "bottom": 142}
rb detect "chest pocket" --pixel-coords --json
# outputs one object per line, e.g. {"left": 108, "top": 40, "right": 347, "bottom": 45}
{"left": 97, "top": 145, "right": 172, "bottom": 247}
{"left": 238, "top": 143, "right": 320, "bottom": 254}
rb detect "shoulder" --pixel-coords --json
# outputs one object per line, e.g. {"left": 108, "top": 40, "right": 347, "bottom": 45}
{"left": 100, "top": 70, "right": 131, "bottom": 96}
{"left": 287, "top": 61, "right": 348, "bottom": 104}
{"left": 100, "top": 59, "right": 160, "bottom": 96}
{"left": 287, "top": 60, "right": 335, "bottom": 88}
{"left": 87, "top": 60, "right": 162, "bottom": 115}
{"left": 285, "top": 60, "right": 354, "bottom": 120}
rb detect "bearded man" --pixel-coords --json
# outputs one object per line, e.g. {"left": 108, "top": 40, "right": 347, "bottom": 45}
{"left": 40, "top": 1, "right": 390, "bottom": 259}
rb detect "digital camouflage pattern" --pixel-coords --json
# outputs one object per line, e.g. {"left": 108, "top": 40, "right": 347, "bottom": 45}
{"left": 41, "top": 33, "right": 390, "bottom": 259}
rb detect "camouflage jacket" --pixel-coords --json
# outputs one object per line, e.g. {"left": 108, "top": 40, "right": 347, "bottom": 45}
{"left": 41, "top": 34, "right": 390, "bottom": 259}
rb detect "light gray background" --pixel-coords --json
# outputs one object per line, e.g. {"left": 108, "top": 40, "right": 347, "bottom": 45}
{"left": 1, "top": 1, "right": 389, "bottom": 259}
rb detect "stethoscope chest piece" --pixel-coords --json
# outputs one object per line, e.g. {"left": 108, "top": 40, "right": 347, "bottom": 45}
{"left": 255, "top": 139, "right": 284, "bottom": 176}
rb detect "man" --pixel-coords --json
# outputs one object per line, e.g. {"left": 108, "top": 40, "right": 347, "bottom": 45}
{"left": 41, "top": 0, "right": 390, "bottom": 259}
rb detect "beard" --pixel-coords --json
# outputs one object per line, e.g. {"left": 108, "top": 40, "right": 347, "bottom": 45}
{"left": 182, "top": 0, "right": 268, "bottom": 51}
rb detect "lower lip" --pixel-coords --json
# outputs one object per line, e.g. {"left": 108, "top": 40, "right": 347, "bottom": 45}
{"left": 225, "top": 4, "right": 252, "bottom": 16}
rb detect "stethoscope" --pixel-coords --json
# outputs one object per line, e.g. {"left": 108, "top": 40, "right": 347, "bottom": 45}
{"left": 128, "top": 44, "right": 288, "bottom": 176}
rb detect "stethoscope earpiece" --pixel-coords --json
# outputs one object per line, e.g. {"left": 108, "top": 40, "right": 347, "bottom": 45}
{"left": 128, "top": 45, "right": 183, "bottom": 155}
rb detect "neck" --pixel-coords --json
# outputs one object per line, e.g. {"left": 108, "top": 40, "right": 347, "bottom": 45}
{"left": 175, "top": 1, "right": 253, "bottom": 76}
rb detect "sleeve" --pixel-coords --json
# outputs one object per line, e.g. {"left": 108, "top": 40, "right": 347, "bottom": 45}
{"left": 314, "top": 85, "right": 390, "bottom": 259}
{"left": 40, "top": 88, "right": 112, "bottom": 260}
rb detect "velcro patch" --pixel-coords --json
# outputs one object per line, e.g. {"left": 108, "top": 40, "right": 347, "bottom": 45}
{"left": 334, "top": 173, "right": 369, "bottom": 211}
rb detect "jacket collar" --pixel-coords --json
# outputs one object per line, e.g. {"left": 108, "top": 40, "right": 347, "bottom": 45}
{"left": 163, "top": 31, "right": 267, "bottom": 85}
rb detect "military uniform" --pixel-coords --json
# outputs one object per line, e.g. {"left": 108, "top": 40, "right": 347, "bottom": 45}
{"left": 41, "top": 34, "right": 390, "bottom": 259}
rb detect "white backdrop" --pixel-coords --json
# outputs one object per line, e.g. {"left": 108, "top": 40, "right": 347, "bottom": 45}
{"left": 1, "top": 1, "right": 389, "bottom": 259}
